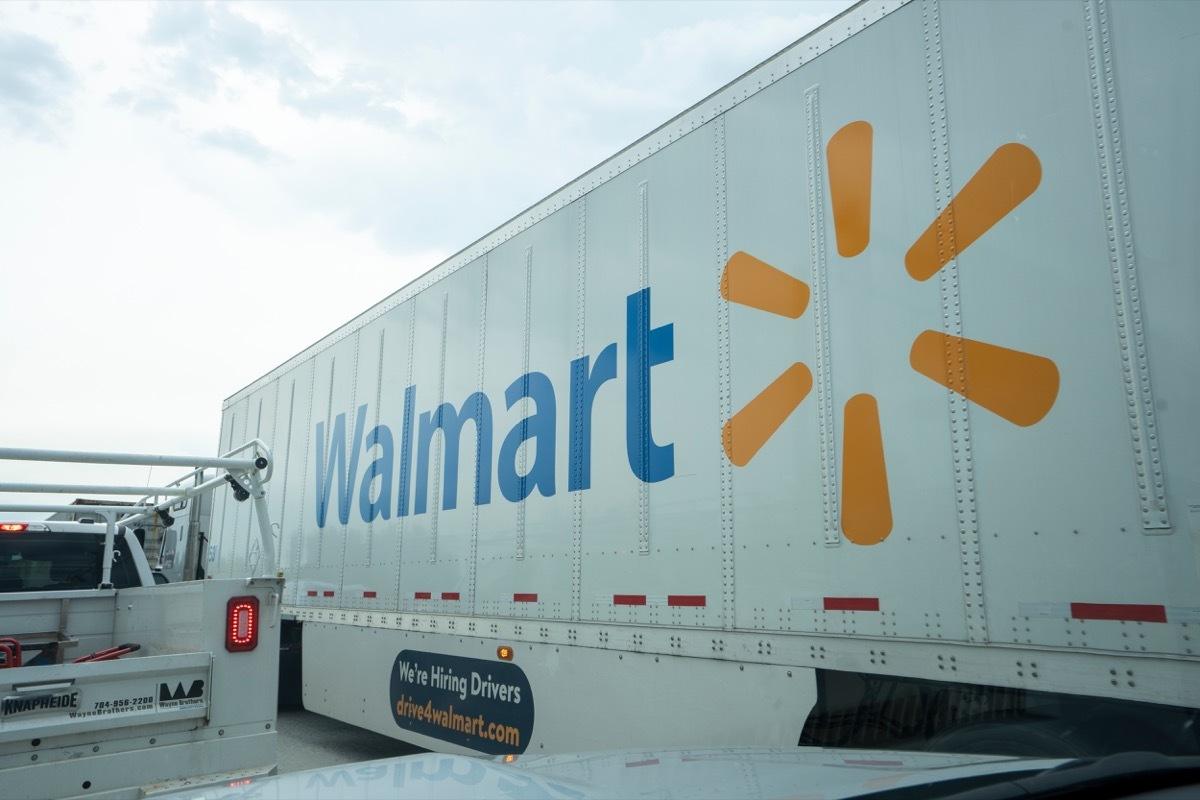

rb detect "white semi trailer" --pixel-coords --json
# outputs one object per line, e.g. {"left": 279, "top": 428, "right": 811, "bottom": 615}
{"left": 208, "top": 0, "right": 1200, "bottom": 758}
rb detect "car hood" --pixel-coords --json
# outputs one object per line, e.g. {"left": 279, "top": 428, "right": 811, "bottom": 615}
{"left": 158, "top": 746, "right": 1068, "bottom": 799}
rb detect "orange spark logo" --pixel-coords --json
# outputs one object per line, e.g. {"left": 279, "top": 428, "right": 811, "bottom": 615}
{"left": 720, "top": 121, "right": 1059, "bottom": 545}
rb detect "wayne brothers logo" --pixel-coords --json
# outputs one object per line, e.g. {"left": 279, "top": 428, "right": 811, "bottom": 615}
{"left": 313, "top": 122, "right": 1060, "bottom": 545}
{"left": 159, "top": 679, "right": 205, "bottom": 709}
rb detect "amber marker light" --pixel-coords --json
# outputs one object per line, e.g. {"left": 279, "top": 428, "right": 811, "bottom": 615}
{"left": 504, "top": 755, "right": 517, "bottom": 763}
{"left": 497, "top": 645, "right": 513, "bottom": 661}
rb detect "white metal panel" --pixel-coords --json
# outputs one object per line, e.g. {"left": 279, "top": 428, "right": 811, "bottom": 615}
{"left": 398, "top": 260, "right": 485, "bottom": 611}
{"left": 368, "top": 298, "right": 421, "bottom": 614}
{"left": 338, "top": 321, "right": 384, "bottom": 608}
{"left": 575, "top": 167, "right": 650, "bottom": 627}
{"left": 723, "top": 3, "right": 970, "bottom": 642}
{"left": 303, "top": 622, "right": 816, "bottom": 755}
{"left": 273, "top": 362, "right": 316, "bottom": 605}
{"left": 398, "top": 284, "right": 451, "bottom": 612}
{"left": 577, "top": 165, "right": 644, "bottom": 588}
{"left": 473, "top": 207, "right": 578, "bottom": 621}
{"left": 475, "top": 236, "right": 530, "bottom": 612}
{"left": 518, "top": 208, "right": 577, "bottom": 619}
{"left": 301, "top": 332, "right": 361, "bottom": 605}
{"left": 639, "top": 126, "right": 726, "bottom": 629}
{"left": 721, "top": 76, "right": 829, "bottom": 638}
{"left": 939, "top": 0, "right": 1144, "bottom": 647}
{"left": 340, "top": 312, "right": 409, "bottom": 611}
{"left": 921, "top": 0, "right": 1200, "bottom": 655}
{"left": 1106, "top": 0, "right": 1200, "bottom": 607}
{"left": 575, "top": 132, "right": 724, "bottom": 630}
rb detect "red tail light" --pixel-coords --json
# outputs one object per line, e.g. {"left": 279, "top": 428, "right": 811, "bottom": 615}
{"left": 225, "top": 596, "right": 259, "bottom": 652}
{"left": 0, "top": 523, "right": 28, "bottom": 533}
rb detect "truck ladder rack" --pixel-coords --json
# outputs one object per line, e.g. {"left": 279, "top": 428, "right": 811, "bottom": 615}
{"left": 0, "top": 439, "right": 276, "bottom": 583}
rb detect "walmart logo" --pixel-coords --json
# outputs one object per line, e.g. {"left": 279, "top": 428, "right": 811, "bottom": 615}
{"left": 720, "top": 121, "right": 1059, "bottom": 546}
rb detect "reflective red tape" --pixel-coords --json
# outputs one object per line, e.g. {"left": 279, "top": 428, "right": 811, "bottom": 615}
{"left": 626, "top": 759, "right": 660, "bottom": 768}
{"left": 824, "top": 597, "right": 880, "bottom": 612}
{"left": 1070, "top": 602, "right": 1167, "bottom": 623}
{"left": 514, "top": 593, "right": 538, "bottom": 603}
{"left": 306, "top": 591, "right": 317, "bottom": 597}
{"left": 442, "top": 592, "right": 460, "bottom": 601}
{"left": 614, "top": 594, "right": 647, "bottom": 606}
{"left": 363, "top": 591, "right": 377, "bottom": 598}
{"left": 414, "top": 591, "right": 432, "bottom": 600}
{"left": 322, "top": 591, "right": 335, "bottom": 598}
{"left": 667, "top": 595, "right": 706, "bottom": 607}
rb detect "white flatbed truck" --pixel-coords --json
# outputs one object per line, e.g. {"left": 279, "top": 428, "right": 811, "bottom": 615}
{"left": 207, "top": 0, "right": 1199, "bottom": 759}
{"left": 0, "top": 441, "right": 283, "bottom": 799}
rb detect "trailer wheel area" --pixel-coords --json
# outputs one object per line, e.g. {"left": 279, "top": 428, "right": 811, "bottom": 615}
{"left": 800, "top": 670, "right": 1200, "bottom": 759}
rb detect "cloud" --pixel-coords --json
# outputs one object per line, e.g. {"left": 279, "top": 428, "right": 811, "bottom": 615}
{"left": 100, "top": 1, "right": 852, "bottom": 259}
{"left": 197, "top": 126, "right": 279, "bottom": 164}
{"left": 0, "top": 29, "right": 76, "bottom": 141}
{"left": 142, "top": 0, "right": 210, "bottom": 46}
{"left": 144, "top": 2, "right": 313, "bottom": 89}
{"left": 108, "top": 87, "right": 178, "bottom": 116}
{"left": 138, "top": 2, "right": 407, "bottom": 128}
{"left": 279, "top": 63, "right": 409, "bottom": 128}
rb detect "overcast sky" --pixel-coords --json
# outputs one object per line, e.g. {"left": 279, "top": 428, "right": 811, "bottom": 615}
{"left": 0, "top": 0, "right": 853, "bottom": 514}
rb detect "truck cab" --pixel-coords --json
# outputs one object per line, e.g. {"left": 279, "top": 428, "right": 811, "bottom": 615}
{"left": 0, "top": 521, "right": 154, "bottom": 592}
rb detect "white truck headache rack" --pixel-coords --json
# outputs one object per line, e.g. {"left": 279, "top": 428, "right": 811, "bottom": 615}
{"left": 0, "top": 438, "right": 277, "bottom": 583}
